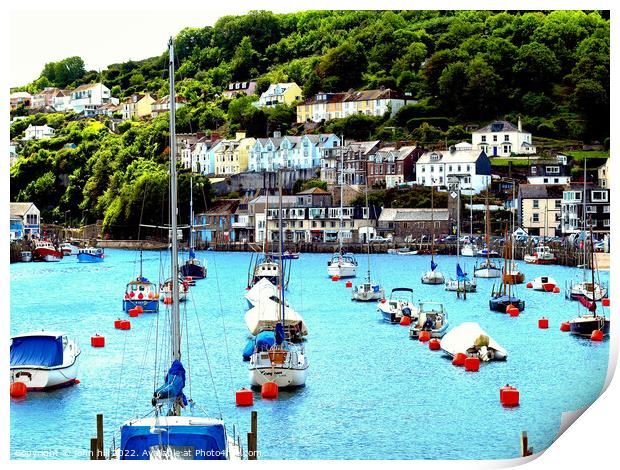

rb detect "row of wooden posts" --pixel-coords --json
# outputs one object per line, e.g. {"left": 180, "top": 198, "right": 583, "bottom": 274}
{"left": 90, "top": 412, "right": 259, "bottom": 460}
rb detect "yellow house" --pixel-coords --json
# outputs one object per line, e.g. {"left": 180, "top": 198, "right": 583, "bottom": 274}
{"left": 135, "top": 94, "right": 155, "bottom": 118}
{"left": 235, "top": 136, "right": 256, "bottom": 174}
{"left": 257, "top": 83, "right": 302, "bottom": 108}
{"left": 214, "top": 132, "right": 255, "bottom": 175}
{"left": 518, "top": 184, "right": 565, "bottom": 237}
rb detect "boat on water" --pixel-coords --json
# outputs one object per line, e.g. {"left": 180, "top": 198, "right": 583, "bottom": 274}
{"left": 116, "top": 38, "right": 242, "bottom": 460}
{"left": 268, "top": 250, "right": 300, "bottom": 260}
{"left": 396, "top": 248, "right": 418, "bottom": 256}
{"left": 530, "top": 275, "right": 558, "bottom": 292}
{"left": 445, "top": 182, "right": 476, "bottom": 295}
{"left": 421, "top": 184, "right": 445, "bottom": 285}
{"left": 248, "top": 169, "right": 308, "bottom": 388}
{"left": 180, "top": 174, "right": 207, "bottom": 280}
{"left": 524, "top": 245, "right": 556, "bottom": 264}
{"left": 10, "top": 331, "right": 81, "bottom": 391}
{"left": 244, "top": 277, "right": 288, "bottom": 309}
{"left": 409, "top": 302, "right": 449, "bottom": 339}
{"left": 476, "top": 247, "right": 499, "bottom": 258}
{"left": 502, "top": 184, "right": 525, "bottom": 285}
{"left": 490, "top": 228, "right": 525, "bottom": 312}
{"left": 32, "top": 240, "right": 63, "bottom": 262}
{"left": 461, "top": 191, "right": 478, "bottom": 257}
{"left": 124, "top": 277, "right": 159, "bottom": 313}
{"left": 20, "top": 251, "right": 32, "bottom": 262}
{"left": 474, "top": 193, "right": 502, "bottom": 278}
{"left": 160, "top": 277, "right": 190, "bottom": 302}
{"left": 460, "top": 243, "right": 478, "bottom": 257}
{"left": 77, "top": 247, "right": 104, "bottom": 262}
{"left": 440, "top": 322, "right": 508, "bottom": 362}
{"left": 567, "top": 281, "right": 608, "bottom": 302}
{"left": 59, "top": 242, "right": 79, "bottom": 256}
{"left": 445, "top": 264, "right": 477, "bottom": 293}
{"left": 378, "top": 287, "right": 419, "bottom": 324}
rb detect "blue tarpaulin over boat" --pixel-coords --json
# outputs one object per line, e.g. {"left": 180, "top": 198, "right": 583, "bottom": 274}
{"left": 431, "top": 260, "right": 438, "bottom": 271}
{"left": 120, "top": 421, "right": 227, "bottom": 460}
{"left": 456, "top": 263, "right": 469, "bottom": 281}
{"left": 275, "top": 322, "right": 285, "bottom": 345}
{"left": 155, "top": 360, "right": 188, "bottom": 405}
{"left": 242, "top": 331, "right": 276, "bottom": 360}
{"left": 10, "top": 335, "right": 63, "bottom": 367}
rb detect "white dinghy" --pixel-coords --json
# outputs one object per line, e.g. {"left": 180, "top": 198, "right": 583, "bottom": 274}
{"left": 440, "top": 322, "right": 507, "bottom": 362}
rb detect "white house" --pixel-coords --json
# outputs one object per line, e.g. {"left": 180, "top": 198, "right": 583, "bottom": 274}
{"left": 52, "top": 90, "right": 72, "bottom": 112}
{"left": 23, "top": 124, "right": 55, "bottom": 141}
{"left": 256, "top": 83, "right": 302, "bottom": 108}
{"left": 471, "top": 117, "right": 536, "bottom": 157}
{"left": 69, "top": 83, "right": 118, "bottom": 114}
{"left": 415, "top": 143, "right": 492, "bottom": 195}
{"left": 10, "top": 202, "right": 40, "bottom": 240}
{"left": 190, "top": 138, "right": 221, "bottom": 175}
{"left": 249, "top": 137, "right": 283, "bottom": 172}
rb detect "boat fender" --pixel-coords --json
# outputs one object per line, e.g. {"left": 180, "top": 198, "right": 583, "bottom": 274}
{"left": 402, "top": 307, "right": 412, "bottom": 317}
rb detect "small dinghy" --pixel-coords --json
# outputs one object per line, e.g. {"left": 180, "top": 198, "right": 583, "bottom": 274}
{"left": 530, "top": 276, "right": 558, "bottom": 292}
{"left": 409, "top": 302, "right": 449, "bottom": 339}
{"left": 377, "top": 288, "right": 419, "bottom": 324}
{"left": 20, "top": 251, "right": 32, "bottom": 262}
{"left": 10, "top": 331, "right": 81, "bottom": 390}
{"left": 440, "top": 322, "right": 507, "bottom": 362}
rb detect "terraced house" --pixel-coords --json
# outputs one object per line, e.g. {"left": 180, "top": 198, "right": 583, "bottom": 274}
{"left": 214, "top": 133, "right": 256, "bottom": 175}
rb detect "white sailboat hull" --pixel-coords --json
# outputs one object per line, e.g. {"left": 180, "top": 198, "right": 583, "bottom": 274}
{"left": 460, "top": 245, "right": 477, "bottom": 257}
{"left": 352, "top": 285, "right": 385, "bottom": 301}
{"left": 421, "top": 271, "right": 445, "bottom": 284}
{"left": 473, "top": 267, "right": 502, "bottom": 278}
{"left": 248, "top": 349, "right": 308, "bottom": 387}
{"left": 327, "top": 263, "right": 357, "bottom": 278}
{"left": 445, "top": 279, "right": 477, "bottom": 292}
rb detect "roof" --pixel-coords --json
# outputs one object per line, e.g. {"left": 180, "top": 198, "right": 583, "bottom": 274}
{"left": 346, "top": 140, "right": 381, "bottom": 155}
{"left": 343, "top": 88, "right": 403, "bottom": 102}
{"left": 474, "top": 120, "right": 520, "bottom": 133}
{"left": 417, "top": 148, "right": 485, "bottom": 164}
{"left": 296, "top": 187, "right": 330, "bottom": 195}
{"left": 249, "top": 195, "right": 299, "bottom": 206}
{"left": 72, "top": 83, "right": 102, "bottom": 93}
{"left": 10, "top": 92, "right": 32, "bottom": 99}
{"left": 518, "top": 184, "right": 566, "bottom": 200}
{"left": 10, "top": 202, "right": 37, "bottom": 218}
{"left": 379, "top": 208, "right": 450, "bottom": 222}
{"left": 200, "top": 199, "right": 240, "bottom": 215}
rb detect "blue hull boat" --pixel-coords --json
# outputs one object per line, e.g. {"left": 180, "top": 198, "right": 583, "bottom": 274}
{"left": 77, "top": 252, "right": 104, "bottom": 263}
{"left": 123, "top": 299, "right": 159, "bottom": 313}
{"left": 180, "top": 261, "right": 206, "bottom": 279}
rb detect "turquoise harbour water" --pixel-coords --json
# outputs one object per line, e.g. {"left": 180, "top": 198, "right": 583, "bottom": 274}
{"left": 10, "top": 250, "right": 610, "bottom": 460}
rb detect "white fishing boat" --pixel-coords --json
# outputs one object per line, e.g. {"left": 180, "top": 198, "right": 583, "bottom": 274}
{"left": 440, "top": 322, "right": 507, "bottom": 362}
{"left": 160, "top": 277, "right": 190, "bottom": 301}
{"left": 10, "top": 331, "right": 81, "bottom": 390}
{"left": 116, "top": 38, "right": 242, "bottom": 460}
{"left": 524, "top": 245, "right": 556, "bottom": 264}
{"left": 409, "top": 302, "right": 449, "bottom": 339}
{"left": 60, "top": 242, "right": 79, "bottom": 256}
{"left": 378, "top": 288, "right": 419, "bottom": 324}
{"left": 421, "top": 183, "right": 445, "bottom": 285}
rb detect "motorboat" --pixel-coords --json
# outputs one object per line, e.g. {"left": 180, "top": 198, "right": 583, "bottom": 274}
{"left": 269, "top": 251, "right": 300, "bottom": 260}
{"left": 77, "top": 247, "right": 104, "bottom": 262}
{"left": 524, "top": 245, "right": 556, "bottom": 264}
{"left": 160, "top": 277, "right": 190, "bottom": 302}
{"left": 440, "top": 322, "right": 507, "bottom": 362}
{"left": 32, "top": 240, "right": 63, "bottom": 262}
{"left": 249, "top": 255, "right": 281, "bottom": 287}
{"left": 20, "top": 251, "right": 32, "bottom": 262}
{"left": 327, "top": 252, "right": 358, "bottom": 278}
{"left": 530, "top": 275, "right": 558, "bottom": 292}
{"left": 10, "top": 331, "right": 81, "bottom": 390}
{"left": 409, "top": 302, "right": 449, "bottom": 339}
{"left": 396, "top": 247, "right": 418, "bottom": 256}
{"left": 377, "top": 288, "right": 419, "bottom": 324}
{"left": 460, "top": 244, "right": 478, "bottom": 257}
{"left": 124, "top": 276, "right": 159, "bottom": 313}
{"left": 473, "top": 258, "right": 502, "bottom": 278}
{"left": 60, "top": 242, "right": 79, "bottom": 256}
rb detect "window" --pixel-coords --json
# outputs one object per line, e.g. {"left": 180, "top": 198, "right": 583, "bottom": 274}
{"left": 493, "top": 135, "right": 498, "bottom": 142}
{"left": 546, "top": 166, "right": 560, "bottom": 174}
{"left": 586, "top": 205, "right": 596, "bottom": 213}
{"left": 448, "top": 165, "right": 453, "bottom": 172}
{"left": 591, "top": 190, "right": 608, "bottom": 202}
{"left": 532, "top": 213, "right": 539, "bottom": 223}
{"left": 531, "top": 167, "right": 537, "bottom": 174}
{"left": 481, "top": 135, "right": 487, "bottom": 142}
{"left": 555, "top": 200, "right": 561, "bottom": 209}
{"left": 503, "top": 145, "right": 509, "bottom": 154}
{"left": 543, "top": 178, "right": 549, "bottom": 183}
{"left": 603, "top": 219, "right": 610, "bottom": 227}
{"left": 603, "top": 205, "right": 610, "bottom": 213}
{"left": 504, "top": 135, "right": 509, "bottom": 142}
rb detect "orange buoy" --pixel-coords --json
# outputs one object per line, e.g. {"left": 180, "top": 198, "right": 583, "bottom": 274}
{"left": 418, "top": 330, "right": 431, "bottom": 342}
{"left": 10, "top": 382, "right": 27, "bottom": 398}
{"left": 429, "top": 338, "right": 441, "bottom": 351}
{"left": 499, "top": 385, "right": 514, "bottom": 404}
{"left": 506, "top": 305, "right": 519, "bottom": 317}
{"left": 538, "top": 317, "right": 549, "bottom": 329}
{"left": 91, "top": 335, "right": 105, "bottom": 347}
{"left": 129, "top": 308, "right": 139, "bottom": 317}
{"left": 502, "top": 388, "right": 520, "bottom": 407}
{"left": 235, "top": 388, "right": 254, "bottom": 406}
{"left": 560, "top": 321, "right": 570, "bottom": 332}
{"left": 552, "top": 286, "right": 560, "bottom": 294}
{"left": 119, "top": 320, "right": 131, "bottom": 330}
{"left": 135, "top": 305, "right": 144, "bottom": 313}
{"left": 380, "top": 298, "right": 386, "bottom": 303}
{"left": 526, "top": 282, "right": 533, "bottom": 289}
{"left": 345, "top": 281, "right": 352, "bottom": 288}
{"left": 591, "top": 330, "right": 604, "bottom": 342}
{"left": 452, "top": 353, "right": 467, "bottom": 366}
{"left": 261, "top": 381, "right": 278, "bottom": 399}
{"left": 602, "top": 298, "right": 610, "bottom": 307}
{"left": 400, "top": 315, "right": 411, "bottom": 326}
{"left": 163, "top": 297, "right": 173, "bottom": 305}
{"left": 75, "top": 379, "right": 80, "bottom": 384}
{"left": 464, "top": 357, "right": 480, "bottom": 372}
{"left": 331, "top": 275, "right": 340, "bottom": 282}
{"left": 114, "top": 319, "right": 123, "bottom": 329}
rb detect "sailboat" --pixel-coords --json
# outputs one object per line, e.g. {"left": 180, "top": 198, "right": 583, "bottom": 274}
{"left": 180, "top": 172, "right": 206, "bottom": 280}
{"left": 503, "top": 183, "right": 525, "bottom": 284}
{"left": 445, "top": 182, "right": 476, "bottom": 294}
{"left": 566, "top": 160, "right": 607, "bottom": 301}
{"left": 327, "top": 141, "right": 358, "bottom": 278}
{"left": 461, "top": 190, "right": 478, "bottom": 257}
{"left": 569, "top": 220, "right": 610, "bottom": 337}
{"left": 117, "top": 38, "right": 241, "bottom": 460}
{"left": 248, "top": 169, "right": 309, "bottom": 387}
{"left": 490, "top": 227, "right": 525, "bottom": 312}
{"left": 352, "top": 187, "right": 385, "bottom": 301}
{"left": 247, "top": 188, "right": 282, "bottom": 289}
{"left": 474, "top": 190, "right": 501, "bottom": 278}
{"left": 421, "top": 183, "right": 445, "bottom": 285}
{"left": 123, "top": 249, "right": 159, "bottom": 313}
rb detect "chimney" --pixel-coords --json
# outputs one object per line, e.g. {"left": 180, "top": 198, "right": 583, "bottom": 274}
{"left": 236, "top": 131, "right": 246, "bottom": 141}
{"left": 518, "top": 116, "right": 522, "bottom": 132}
{"left": 273, "top": 131, "right": 281, "bottom": 139}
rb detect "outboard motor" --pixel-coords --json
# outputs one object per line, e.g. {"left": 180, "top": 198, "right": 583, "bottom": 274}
{"left": 402, "top": 307, "right": 412, "bottom": 317}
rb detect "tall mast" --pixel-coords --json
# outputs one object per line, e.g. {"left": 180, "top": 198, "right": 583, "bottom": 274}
{"left": 582, "top": 158, "right": 588, "bottom": 276}
{"left": 365, "top": 185, "right": 371, "bottom": 282}
{"left": 339, "top": 136, "right": 344, "bottom": 254}
{"left": 469, "top": 190, "right": 473, "bottom": 239}
{"left": 168, "top": 37, "right": 181, "bottom": 362}
{"left": 485, "top": 189, "right": 490, "bottom": 263}
{"left": 189, "top": 172, "right": 194, "bottom": 255}
{"left": 278, "top": 169, "right": 285, "bottom": 322}
{"left": 511, "top": 182, "right": 516, "bottom": 270}
{"left": 264, "top": 184, "right": 269, "bottom": 256}
{"left": 430, "top": 181, "right": 435, "bottom": 262}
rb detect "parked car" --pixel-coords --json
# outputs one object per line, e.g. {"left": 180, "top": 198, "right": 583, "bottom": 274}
{"left": 369, "top": 236, "right": 390, "bottom": 243}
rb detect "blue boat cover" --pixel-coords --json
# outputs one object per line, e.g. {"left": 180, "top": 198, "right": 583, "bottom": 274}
{"left": 243, "top": 331, "right": 276, "bottom": 360}
{"left": 373, "top": 284, "right": 380, "bottom": 293}
{"left": 136, "top": 276, "right": 149, "bottom": 282}
{"left": 120, "top": 422, "right": 227, "bottom": 460}
{"left": 189, "top": 248, "right": 195, "bottom": 259}
{"left": 431, "top": 260, "right": 438, "bottom": 271}
{"left": 11, "top": 335, "right": 63, "bottom": 367}
{"left": 275, "top": 322, "right": 285, "bottom": 345}
{"left": 456, "top": 263, "right": 469, "bottom": 281}
{"left": 154, "top": 360, "right": 188, "bottom": 406}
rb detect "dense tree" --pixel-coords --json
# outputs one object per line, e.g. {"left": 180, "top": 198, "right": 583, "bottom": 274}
{"left": 40, "top": 56, "right": 86, "bottom": 88}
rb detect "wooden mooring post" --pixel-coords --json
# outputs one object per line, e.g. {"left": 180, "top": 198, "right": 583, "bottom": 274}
{"left": 247, "top": 410, "right": 258, "bottom": 460}
{"left": 520, "top": 430, "right": 533, "bottom": 457}
{"left": 90, "top": 413, "right": 105, "bottom": 460}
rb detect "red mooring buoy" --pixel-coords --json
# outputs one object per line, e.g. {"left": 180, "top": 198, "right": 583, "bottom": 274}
{"left": 261, "top": 381, "right": 279, "bottom": 399}
{"left": 235, "top": 388, "right": 254, "bottom": 406}
{"left": 591, "top": 330, "right": 604, "bottom": 342}
{"left": 10, "top": 382, "right": 27, "bottom": 398}
{"left": 429, "top": 339, "right": 441, "bottom": 350}
{"left": 464, "top": 357, "right": 480, "bottom": 372}
{"left": 452, "top": 353, "right": 467, "bottom": 366}
{"left": 538, "top": 317, "right": 549, "bottom": 329}
{"left": 91, "top": 335, "right": 105, "bottom": 347}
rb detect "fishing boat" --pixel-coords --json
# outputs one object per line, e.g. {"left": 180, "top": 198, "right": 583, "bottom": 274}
{"left": 474, "top": 192, "right": 501, "bottom": 278}
{"left": 20, "top": 251, "right": 32, "bottom": 262}
{"left": 10, "top": 331, "right": 81, "bottom": 390}
{"left": 441, "top": 322, "right": 508, "bottom": 362}
{"left": 378, "top": 288, "right": 419, "bottom": 324}
{"left": 77, "top": 247, "right": 104, "bottom": 262}
{"left": 490, "top": 228, "right": 525, "bottom": 312}
{"left": 32, "top": 240, "right": 63, "bottom": 262}
{"left": 327, "top": 144, "right": 357, "bottom": 278}
{"left": 123, "top": 252, "right": 159, "bottom": 313}
{"left": 116, "top": 39, "right": 242, "bottom": 460}
{"left": 530, "top": 275, "right": 558, "bottom": 292}
{"left": 268, "top": 250, "right": 300, "bottom": 260}
{"left": 421, "top": 183, "right": 445, "bottom": 285}
{"left": 524, "top": 245, "right": 556, "bottom": 264}
{"left": 248, "top": 169, "right": 308, "bottom": 388}
{"left": 353, "top": 188, "right": 385, "bottom": 301}
{"left": 160, "top": 277, "right": 190, "bottom": 302}
{"left": 180, "top": 172, "right": 207, "bottom": 280}
{"left": 60, "top": 242, "right": 79, "bottom": 256}
{"left": 408, "top": 302, "right": 449, "bottom": 339}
